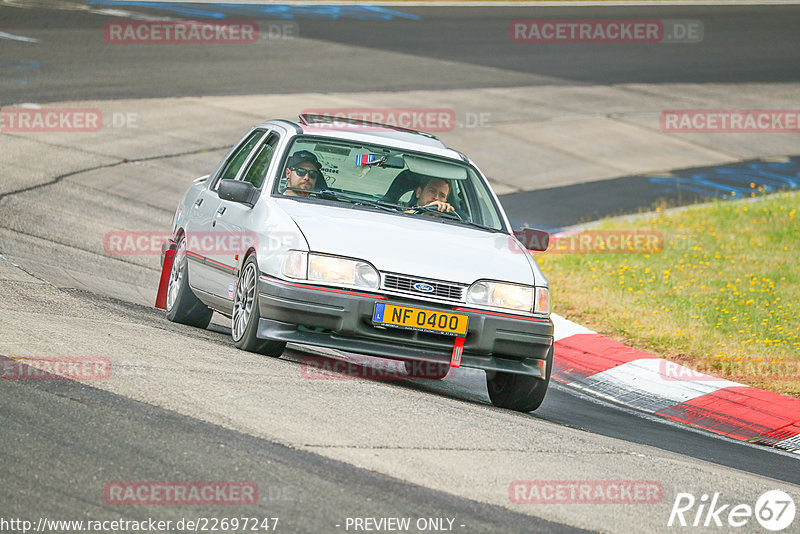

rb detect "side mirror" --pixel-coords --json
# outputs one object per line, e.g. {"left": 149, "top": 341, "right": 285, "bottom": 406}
{"left": 218, "top": 179, "right": 257, "bottom": 206}
{"left": 513, "top": 228, "right": 549, "bottom": 252}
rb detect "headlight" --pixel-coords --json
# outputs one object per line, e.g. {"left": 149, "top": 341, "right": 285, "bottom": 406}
{"left": 282, "top": 252, "right": 379, "bottom": 289}
{"left": 534, "top": 286, "right": 550, "bottom": 316}
{"left": 281, "top": 250, "right": 308, "bottom": 279}
{"left": 308, "top": 255, "right": 379, "bottom": 288}
{"left": 466, "top": 281, "right": 534, "bottom": 313}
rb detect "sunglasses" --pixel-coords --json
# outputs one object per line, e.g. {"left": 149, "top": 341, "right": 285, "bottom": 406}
{"left": 290, "top": 166, "right": 323, "bottom": 180}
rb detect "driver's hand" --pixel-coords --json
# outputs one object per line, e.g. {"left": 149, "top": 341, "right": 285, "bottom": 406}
{"left": 425, "top": 200, "right": 454, "bottom": 212}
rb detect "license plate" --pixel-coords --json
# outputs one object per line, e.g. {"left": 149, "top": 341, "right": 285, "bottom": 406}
{"left": 372, "top": 303, "right": 468, "bottom": 336}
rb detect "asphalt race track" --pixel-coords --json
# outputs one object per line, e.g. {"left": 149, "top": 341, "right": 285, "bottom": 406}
{"left": 1, "top": 2, "right": 800, "bottom": 533}
{"left": 3, "top": 2, "right": 800, "bottom": 102}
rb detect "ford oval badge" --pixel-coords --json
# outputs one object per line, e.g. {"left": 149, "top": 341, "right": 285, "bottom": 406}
{"left": 413, "top": 283, "right": 434, "bottom": 293}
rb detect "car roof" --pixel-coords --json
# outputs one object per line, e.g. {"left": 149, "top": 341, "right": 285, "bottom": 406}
{"left": 258, "top": 117, "right": 467, "bottom": 162}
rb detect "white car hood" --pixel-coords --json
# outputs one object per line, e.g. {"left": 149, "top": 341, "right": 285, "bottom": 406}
{"left": 278, "top": 199, "right": 536, "bottom": 286}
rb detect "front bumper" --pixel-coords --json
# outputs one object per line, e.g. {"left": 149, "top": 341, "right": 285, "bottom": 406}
{"left": 257, "top": 275, "right": 554, "bottom": 377}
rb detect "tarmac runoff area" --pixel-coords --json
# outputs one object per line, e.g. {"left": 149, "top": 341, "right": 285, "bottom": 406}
{"left": 2, "top": 83, "right": 800, "bottom": 532}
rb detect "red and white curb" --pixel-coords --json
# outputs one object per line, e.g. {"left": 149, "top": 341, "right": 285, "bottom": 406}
{"left": 551, "top": 314, "right": 800, "bottom": 454}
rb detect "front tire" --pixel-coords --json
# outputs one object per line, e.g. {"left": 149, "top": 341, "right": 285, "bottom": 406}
{"left": 486, "top": 345, "right": 552, "bottom": 412}
{"left": 165, "top": 234, "right": 213, "bottom": 329}
{"left": 232, "top": 255, "right": 286, "bottom": 357}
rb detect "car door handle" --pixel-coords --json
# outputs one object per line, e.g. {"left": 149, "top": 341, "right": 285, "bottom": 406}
{"left": 194, "top": 198, "right": 203, "bottom": 207}
{"left": 216, "top": 206, "right": 226, "bottom": 216}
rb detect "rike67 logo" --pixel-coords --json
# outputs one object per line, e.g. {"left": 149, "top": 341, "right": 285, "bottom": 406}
{"left": 669, "top": 490, "right": 796, "bottom": 531}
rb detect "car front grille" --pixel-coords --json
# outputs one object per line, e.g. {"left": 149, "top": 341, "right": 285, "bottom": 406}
{"left": 382, "top": 273, "right": 465, "bottom": 301}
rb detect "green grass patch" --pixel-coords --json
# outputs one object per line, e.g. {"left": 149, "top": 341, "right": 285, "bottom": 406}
{"left": 537, "top": 191, "right": 800, "bottom": 398}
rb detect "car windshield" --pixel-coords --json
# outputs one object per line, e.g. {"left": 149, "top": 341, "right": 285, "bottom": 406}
{"left": 275, "top": 136, "right": 505, "bottom": 231}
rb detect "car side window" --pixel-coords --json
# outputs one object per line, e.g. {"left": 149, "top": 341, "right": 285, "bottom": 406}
{"left": 212, "top": 130, "right": 264, "bottom": 190}
{"left": 241, "top": 134, "right": 278, "bottom": 189}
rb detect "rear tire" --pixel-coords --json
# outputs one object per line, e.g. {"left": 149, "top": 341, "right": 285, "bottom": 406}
{"left": 486, "top": 346, "right": 552, "bottom": 412}
{"left": 232, "top": 255, "right": 286, "bottom": 357}
{"left": 165, "top": 234, "right": 213, "bottom": 329}
{"left": 404, "top": 360, "right": 450, "bottom": 380}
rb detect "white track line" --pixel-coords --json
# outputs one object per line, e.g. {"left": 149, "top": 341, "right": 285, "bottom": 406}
{"left": 0, "top": 31, "right": 39, "bottom": 43}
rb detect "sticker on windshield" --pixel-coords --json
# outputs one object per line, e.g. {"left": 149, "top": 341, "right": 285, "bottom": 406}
{"left": 355, "top": 154, "right": 378, "bottom": 166}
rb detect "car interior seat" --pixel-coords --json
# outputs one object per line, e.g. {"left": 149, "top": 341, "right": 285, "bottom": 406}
{"left": 382, "top": 169, "right": 421, "bottom": 205}
{"left": 314, "top": 174, "right": 329, "bottom": 191}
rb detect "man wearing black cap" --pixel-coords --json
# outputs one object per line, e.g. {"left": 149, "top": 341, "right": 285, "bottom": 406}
{"left": 283, "top": 150, "right": 324, "bottom": 198}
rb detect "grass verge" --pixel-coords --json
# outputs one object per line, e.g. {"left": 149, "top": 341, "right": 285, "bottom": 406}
{"left": 536, "top": 191, "right": 800, "bottom": 398}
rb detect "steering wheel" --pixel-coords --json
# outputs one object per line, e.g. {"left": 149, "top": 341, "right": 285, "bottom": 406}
{"left": 410, "top": 204, "right": 463, "bottom": 221}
